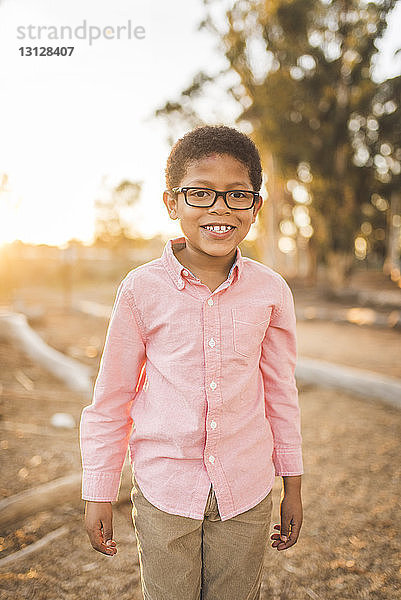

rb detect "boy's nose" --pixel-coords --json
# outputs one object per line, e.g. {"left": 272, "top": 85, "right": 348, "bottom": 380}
{"left": 209, "top": 194, "right": 231, "bottom": 213}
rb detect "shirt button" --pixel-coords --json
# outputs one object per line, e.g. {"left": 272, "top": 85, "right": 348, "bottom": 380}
{"left": 209, "top": 381, "right": 217, "bottom": 390}
{"left": 207, "top": 298, "right": 214, "bottom": 306}
{"left": 182, "top": 269, "right": 189, "bottom": 276}
{"left": 209, "top": 455, "right": 215, "bottom": 464}
{"left": 210, "top": 420, "right": 217, "bottom": 429}
{"left": 208, "top": 338, "right": 216, "bottom": 348}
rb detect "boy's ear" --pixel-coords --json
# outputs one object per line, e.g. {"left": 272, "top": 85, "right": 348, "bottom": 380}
{"left": 251, "top": 195, "right": 263, "bottom": 222}
{"left": 163, "top": 190, "right": 178, "bottom": 220}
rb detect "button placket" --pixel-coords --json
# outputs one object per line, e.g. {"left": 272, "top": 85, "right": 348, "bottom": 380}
{"left": 204, "top": 294, "right": 220, "bottom": 470}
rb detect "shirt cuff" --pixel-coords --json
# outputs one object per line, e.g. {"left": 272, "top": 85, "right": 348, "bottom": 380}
{"left": 273, "top": 447, "right": 304, "bottom": 476}
{"left": 81, "top": 470, "right": 123, "bottom": 502}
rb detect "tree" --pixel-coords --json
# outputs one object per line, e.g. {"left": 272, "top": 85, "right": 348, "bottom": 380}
{"left": 155, "top": 0, "right": 399, "bottom": 287}
{"left": 350, "top": 74, "right": 401, "bottom": 280}
{"left": 94, "top": 178, "right": 142, "bottom": 249}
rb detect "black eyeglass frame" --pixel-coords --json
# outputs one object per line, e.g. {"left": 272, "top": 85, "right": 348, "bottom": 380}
{"left": 171, "top": 187, "right": 260, "bottom": 210}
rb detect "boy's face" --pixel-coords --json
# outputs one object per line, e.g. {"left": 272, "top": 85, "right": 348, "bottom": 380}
{"left": 163, "top": 153, "right": 263, "bottom": 261}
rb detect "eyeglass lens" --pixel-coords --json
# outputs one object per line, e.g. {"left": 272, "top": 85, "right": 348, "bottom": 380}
{"left": 185, "top": 188, "right": 255, "bottom": 209}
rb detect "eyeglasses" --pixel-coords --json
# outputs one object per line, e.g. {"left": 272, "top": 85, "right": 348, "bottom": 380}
{"left": 171, "top": 187, "right": 260, "bottom": 210}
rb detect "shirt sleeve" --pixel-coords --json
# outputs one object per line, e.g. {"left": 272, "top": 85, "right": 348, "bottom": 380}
{"left": 79, "top": 279, "right": 146, "bottom": 501}
{"left": 259, "top": 276, "right": 304, "bottom": 477}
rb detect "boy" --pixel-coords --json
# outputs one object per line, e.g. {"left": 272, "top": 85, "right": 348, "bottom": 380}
{"left": 80, "top": 125, "right": 303, "bottom": 600}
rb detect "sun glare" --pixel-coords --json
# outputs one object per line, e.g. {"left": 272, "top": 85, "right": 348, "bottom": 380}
{"left": 0, "top": 181, "right": 20, "bottom": 246}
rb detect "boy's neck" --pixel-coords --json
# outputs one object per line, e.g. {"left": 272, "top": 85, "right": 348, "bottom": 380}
{"left": 173, "top": 240, "right": 237, "bottom": 281}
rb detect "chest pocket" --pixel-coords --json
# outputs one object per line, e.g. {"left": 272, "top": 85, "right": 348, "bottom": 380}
{"left": 232, "top": 306, "right": 273, "bottom": 358}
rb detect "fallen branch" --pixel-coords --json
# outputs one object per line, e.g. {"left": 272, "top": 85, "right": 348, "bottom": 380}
{"left": 74, "top": 300, "right": 111, "bottom": 319}
{"left": 0, "top": 311, "right": 92, "bottom": 395}
{"left": 0, "top": 525, "right": 69, "bottom": 567}
{"left": 0, "top": 420, "right": 78, "bottom": 439}
{"left": 0, "top": 460, "right": 133, "bottom": 529}
{"left": 296, "top": 358, "right": 401, "bottom": 410}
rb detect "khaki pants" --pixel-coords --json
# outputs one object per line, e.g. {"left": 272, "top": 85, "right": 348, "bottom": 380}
{"left": 131, "top": 476, "right": 273, "bottom": 600}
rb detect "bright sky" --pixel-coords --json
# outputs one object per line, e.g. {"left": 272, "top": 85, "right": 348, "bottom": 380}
{"left": 0, "top": 0, "right": 400, "bottom": 247}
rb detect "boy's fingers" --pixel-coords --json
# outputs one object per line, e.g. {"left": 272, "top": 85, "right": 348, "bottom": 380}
{"left": 286, "top": 521, "right": 301, "bottom": 546}
{"left": 88, "top": 526, "right": 109, "bottom": 554}
{"left": 87, "top": 523, "right": 116, "bottom": 556}
{"left": 271, "top": 523, "right": 286, "bottom": 548}
{"left": 276, "top": 521, "right": 301, "bottom": 550}
{"left": 270, "top": 524, "right": 284, "bottom": 542}
{"left": 102, "top": 526, "right": 117, "bottom": 555}
{"left": 270, "top": 521, "right": 293, "bottom": 549}
{"left": 277, "top": 534, "right": 296, "bottom": 550}
{"left": 84, "top": 504, "right": 116, "bottom": 555}
{"left": 279, "top": 520, "right": 290, "bottom": 543}
{"left": 102, "top": 526, "right": 113, "bottom": 544}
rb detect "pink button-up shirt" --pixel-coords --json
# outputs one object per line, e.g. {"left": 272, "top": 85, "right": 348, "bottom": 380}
{"left": 80, "top": 236, "right": 303, "bottom": 521}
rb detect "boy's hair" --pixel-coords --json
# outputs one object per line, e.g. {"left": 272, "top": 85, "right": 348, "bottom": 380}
{"left": 165, "top": 125, "right": 262, "bottom": 192}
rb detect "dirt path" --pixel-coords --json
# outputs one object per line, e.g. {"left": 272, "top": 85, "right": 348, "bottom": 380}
{"left": 1, "top": 385, "right": 399, "bottom": 600}
{"left": 0, "top": 285, "right": 400, "bottom": 599}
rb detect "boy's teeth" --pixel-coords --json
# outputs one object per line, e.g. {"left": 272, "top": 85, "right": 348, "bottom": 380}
{"left": 204, "top": 225, "right": 233, "bottom": 232}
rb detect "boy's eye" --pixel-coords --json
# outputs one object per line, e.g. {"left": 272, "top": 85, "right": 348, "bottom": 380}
{"left": 228, "top": 191, "right": 246, "bottom": 199}
{"left": 188, "top": 189, "right": 213, "bottom": 199}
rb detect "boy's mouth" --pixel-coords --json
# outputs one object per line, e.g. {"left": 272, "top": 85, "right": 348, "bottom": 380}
{"left": 200, "top": 223, "right": 236, "bottom": 233}
{"left": 200, "top": 223, "right": 236, "bottom": 239}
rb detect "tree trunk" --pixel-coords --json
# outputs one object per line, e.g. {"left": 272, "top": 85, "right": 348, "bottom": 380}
{"left": 325, "top": 250, "right": 354, "bottom": 290}
{"left": 384, "top": 190, "right": 401, "bottom": 282}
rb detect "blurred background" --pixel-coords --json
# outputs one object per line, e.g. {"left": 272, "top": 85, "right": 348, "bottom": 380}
{"left": 0, "top": 1, "right": 400, "bottom": 599}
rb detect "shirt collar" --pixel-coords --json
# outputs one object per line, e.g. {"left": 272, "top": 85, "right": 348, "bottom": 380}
{"left": 161, "top": 236, "right": 243, "bottom": 290}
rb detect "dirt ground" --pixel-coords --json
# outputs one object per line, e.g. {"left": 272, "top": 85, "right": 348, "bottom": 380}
{"left": 0, "top": 284, "right": 400, "bottom": 599}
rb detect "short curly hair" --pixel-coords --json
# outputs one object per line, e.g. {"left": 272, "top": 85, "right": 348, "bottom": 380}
{"left": 165, "top": 125, "right": 262, "bottom": 191}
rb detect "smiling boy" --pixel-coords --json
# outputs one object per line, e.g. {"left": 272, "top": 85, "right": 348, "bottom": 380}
{"left": 80, "top": 125, "right": 303, "bottom": 600}
{"left": 164, "top": 152, "right": 261, "bottom": 293}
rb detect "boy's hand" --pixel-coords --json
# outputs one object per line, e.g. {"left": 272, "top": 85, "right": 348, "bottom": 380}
{"left": 270, "top": 481, "right": 303, "bottom": 551}
{"left": 84, "top": 501, "right": 117, "bottom": 556}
